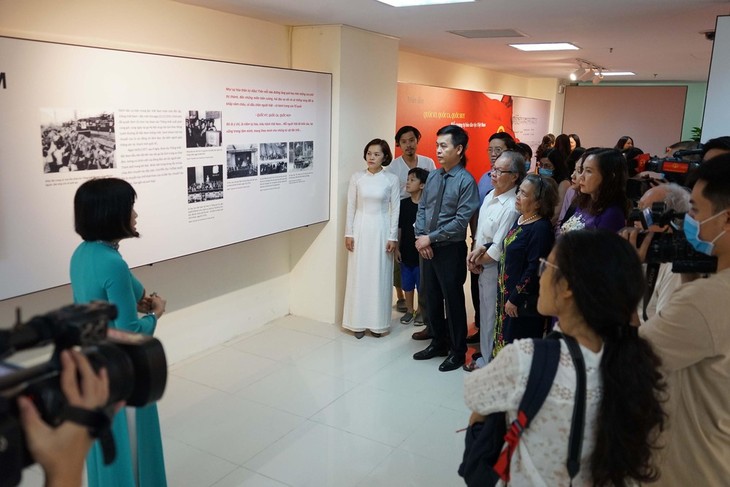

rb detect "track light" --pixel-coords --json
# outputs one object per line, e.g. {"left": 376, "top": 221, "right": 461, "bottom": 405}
{"left": 570, "top": 58, "right": 607, "bottom": 83}
{"left": 569, "top": 67, "right": 584, "bottom": 81}
{"left": 592, "top": 70, "right": 603, "bottom": 85}
{"left": 578, "top": 69, "right": 594, "bottom": 81}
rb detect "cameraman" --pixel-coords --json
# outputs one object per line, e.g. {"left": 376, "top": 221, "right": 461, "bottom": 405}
{"left": 629, "top": 155, "right": 730, "bottom": 485}
{"left": 17, "top": 350, "right": 111, "bottom": 487}
{"left": 633, "top": 183, "right": 690, "bottom": 323}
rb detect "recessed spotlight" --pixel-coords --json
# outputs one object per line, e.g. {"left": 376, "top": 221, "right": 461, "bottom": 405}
{"left": 375, "top": 0, "right": 475, "bottom": 6}
{"left": 509, "top": 42, "right": 580, "bottom": 52}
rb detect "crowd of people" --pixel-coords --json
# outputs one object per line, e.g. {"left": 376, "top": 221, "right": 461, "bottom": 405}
{"left": 341, "top": 124, "right": 730, "bottom": 485}
{"left": 42, "top": 124, "right": 116, "bottom": 173}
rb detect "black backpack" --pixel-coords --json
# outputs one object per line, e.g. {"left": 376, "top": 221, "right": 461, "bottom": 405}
{"left": 458, "top": 333, "right": 586, "bottom": 486}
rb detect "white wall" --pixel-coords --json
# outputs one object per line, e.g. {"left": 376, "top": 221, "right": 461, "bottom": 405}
{"left": 0, "top": 0, "right": 295, "bottom": 363}
{"left": 289, "top": 26, "right": 399, "bottom": 324}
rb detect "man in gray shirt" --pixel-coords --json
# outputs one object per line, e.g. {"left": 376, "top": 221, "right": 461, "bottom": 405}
{"left": 413, "top": 124, "right": 480, "bottom": 371}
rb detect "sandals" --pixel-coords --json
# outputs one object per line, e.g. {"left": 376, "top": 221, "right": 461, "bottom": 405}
{"left": 462, "top": 360, "right": 481, "bottom": 372}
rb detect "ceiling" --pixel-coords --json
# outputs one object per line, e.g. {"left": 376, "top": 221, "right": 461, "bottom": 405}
{"left": 177, "top": 0, "right": 730, "bottom": 82}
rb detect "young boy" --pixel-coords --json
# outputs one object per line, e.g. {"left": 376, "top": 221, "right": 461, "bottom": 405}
{"left": 397, "top": 167, "right": 429, "bottom": 324}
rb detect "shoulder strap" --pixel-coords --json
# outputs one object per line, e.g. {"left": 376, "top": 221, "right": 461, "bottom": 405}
{"left": 493, "top": 339, "right": 561, "bottom": 482}
{"left": 562, "top": 334, "right": 587, "bottom": 482}
{"left": 518, "top": 339, "right": 561, "bottom": 422}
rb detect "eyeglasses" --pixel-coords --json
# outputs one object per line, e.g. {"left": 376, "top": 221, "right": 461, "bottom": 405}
{"left": 538, "top": 257, "right": 559, "bottom": 276}
{"left": 488, "top": 147, "right": 504, "bottom": 155}
{"left": 490, "top": 168, "right": 515, "bottom": 177}
{"left": 526, "top": 174, "right": 545, "bottom": 199}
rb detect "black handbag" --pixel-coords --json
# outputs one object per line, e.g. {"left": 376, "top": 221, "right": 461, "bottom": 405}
{"left": 517, "top": 294, "right": 541, "bottom": 317}
{"left": 458, "top": 333, "right": 587, "bottom": 486}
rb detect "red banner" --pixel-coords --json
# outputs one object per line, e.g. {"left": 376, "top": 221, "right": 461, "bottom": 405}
{"left": 395, "top": 83, "right": 515, "bottom": 183}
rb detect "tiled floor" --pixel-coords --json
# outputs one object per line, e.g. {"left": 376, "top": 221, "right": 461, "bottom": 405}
{"left": 18, "top": 313, "right": 476, "bottom": 486}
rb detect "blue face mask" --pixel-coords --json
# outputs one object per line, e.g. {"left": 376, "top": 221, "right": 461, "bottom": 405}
{"left": 683, "top": 211, "right": 727, "bottom": 256}
{"left": 524, "top": 162, "right": 531, "bottom": 172}
{"left": 538, "top": 168, "right": 553, "bottom": 177}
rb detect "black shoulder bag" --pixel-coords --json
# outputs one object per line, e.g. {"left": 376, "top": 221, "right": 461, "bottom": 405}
{"left": 458, "top": 333, "right": 587, "bottom": 486}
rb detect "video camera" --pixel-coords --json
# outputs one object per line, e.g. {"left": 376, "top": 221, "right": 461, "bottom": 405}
{"left": 0, "top": 302, "right": 167, "bottom": 487}
{"left": 627, "top": 149, "right": 703, "bottom": 201}
{"left": 627, "top": 202, "right": 717, "bottom": 274}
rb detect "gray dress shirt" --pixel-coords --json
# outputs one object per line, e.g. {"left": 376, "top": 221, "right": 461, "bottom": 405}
{"left": 414, "top": 163, "right": 480, "bottom": 245}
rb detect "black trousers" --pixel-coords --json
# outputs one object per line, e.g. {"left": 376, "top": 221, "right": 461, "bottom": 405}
{"left": 470, "top": 270, "right": 480, "bottom": 329}
{"left": 423, "top": 242, "right": 468, "bottom": 356}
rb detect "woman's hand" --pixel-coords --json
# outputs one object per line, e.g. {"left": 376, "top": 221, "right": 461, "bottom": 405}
{"left": 468, "top": 411, "right": 486, "bottom": 426}
{"left": 505, "top": 300, "right": 519, "bottom": 318}
{"left": 345, "top": 237, "right": 354, "bottom": 252}
{"left": 137, "top": 295, "right": 153, "bottom": 314}
{"left": 385, "top": 241, "right": 397, "bottom": 253}
{"left": 18, "top": 350, "right": 113, "bottom": 487}
{"left": 149, "top": 293, "right": 167, "bottom": 319}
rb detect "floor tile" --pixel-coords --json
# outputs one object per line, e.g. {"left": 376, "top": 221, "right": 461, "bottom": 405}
{"left": 170, "top": 346, "right": 279, "bottom": 393}
{"left": 163, "top": 394, "right": 305, "bottom": 465}
{"left": 245, "top": 421, "right": 392, "bottom": 487}
{"left": 163, "top": 437, "right": 239, "bottom": 487}
{"left": 311, "top": 384, "right": 438, "bottom": 447}
{"left": 356, "top": 448, "right": 462, "bottom": 487}
{"left": 211, "top": 467, "right": 292, "bottom": 487}
{"left": 235, "top": 365, "right": 356, "bottom": 418}
{"left": 227, "top": 327, "right": 332, "bottom": 362}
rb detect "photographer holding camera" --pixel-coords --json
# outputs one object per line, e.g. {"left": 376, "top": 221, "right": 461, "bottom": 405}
{"left": 631, "top": 183, "right": 691, "bottom": 323}
{"left": 626, "top": 155, "right": 730, "bottom": 485}
{"left": 18, "top": 350, "right": 112, "bottom": 487}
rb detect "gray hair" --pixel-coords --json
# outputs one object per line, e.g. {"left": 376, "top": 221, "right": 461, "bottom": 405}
{"left": 497, "top": 150, "right": 526, "bottom": 187}
{"left": 663, "top": 183, "right": 691, "bottom": 213}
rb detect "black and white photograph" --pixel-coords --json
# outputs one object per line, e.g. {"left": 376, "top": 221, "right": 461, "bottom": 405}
{"left": 259, "top": 142, "right": 288, "bottom": 175}
{"left": 41, "top": 108, "right": 116, "bottom": 173}
{"left": 226, "top": 144, "right": 258, "bottom": 178}
{"left": 187, "top": 164, "right": 224, "bottom": 203}
{"left": 186, "top": 110, "right": 223, "bottom": 148}
{"left": 288, "top": 141, "right": 314, "bottom": 171}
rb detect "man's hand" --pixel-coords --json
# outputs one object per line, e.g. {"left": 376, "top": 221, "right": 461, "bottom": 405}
{"left": 18, "top": 350, "right": 113, "bottom": 487}
{"left": 619, "top": 226, "right": 653, "bottom": 264}
{"left": 385, "top": 241, "right": 397, "bottom": 253}
{"left": 415, "top": 235, "right": 433, "bottom": 260}
{"left": 345, "top": 236, "right": 354, "bottom": 252}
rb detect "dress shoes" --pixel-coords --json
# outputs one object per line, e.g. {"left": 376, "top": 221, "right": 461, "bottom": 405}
{"left": 413, "top": 344, "right": 449, "bottom": 360}
{"left": 411, "top": 329, "right": 433, "bottom": 340}
{"left": 439, "top": 353, "right": 465, "bottom": 372}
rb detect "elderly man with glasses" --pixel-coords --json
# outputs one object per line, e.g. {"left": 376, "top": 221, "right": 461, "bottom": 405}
{"left": 464, "top": 150, "right": 526, "bottom": 371}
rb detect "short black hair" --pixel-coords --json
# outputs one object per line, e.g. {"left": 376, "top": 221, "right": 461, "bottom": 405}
{"left": 696, "top": 153, "right": 730, "bottom": 212}
{"left": 701, "top": 136, "right": 730, "bottom": 160}
{"left": 488, "top": 132, "right": 516, "bottom": 150}
{"left": 395, "top": 126, "right": 421, "bottom": 144}
{"left": 74, "top": 178, "right": 139, "bottom": 241}
{"left": 408, "top": 166, "right": 429, "bottom": 184}
{"left": 436, "top": 124, "right": 469, "bottom": 166}
{"left": 515, "top": 142, "right": 533, "bottom": 161}
{"left": 363, "top": 138, "right": 393, "bottom": 166}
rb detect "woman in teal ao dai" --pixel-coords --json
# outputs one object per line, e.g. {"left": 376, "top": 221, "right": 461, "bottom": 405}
{"left": 70, "top": 178, "right": 167, "bottom": 487}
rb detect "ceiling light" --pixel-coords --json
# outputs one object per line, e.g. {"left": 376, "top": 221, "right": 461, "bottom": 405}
{"left": 509, "top": 42, "right": 580, "bottom": 52}
{"left": 375, "top": 0, "right": 475, "bottom": 6}
{"left": 600, "top": 71, "right": 636, "bottom": 76}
